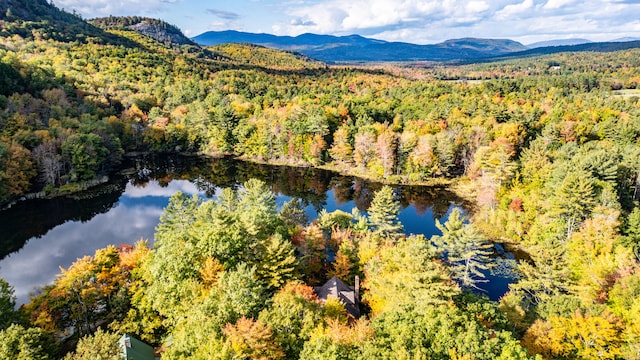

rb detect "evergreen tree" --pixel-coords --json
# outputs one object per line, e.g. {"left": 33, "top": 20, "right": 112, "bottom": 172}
{"left": 256, "top": 234, "right": 300, "bottom": 292}
{"left": 364, "top": 235, "right": 458, "bottom": 315}
{"left": 191, "top": 205, "right": 249, "bottom": 269}
{"left": 210, "top": 102, "right": 239, "bottom": 153}
{"left": 622, "top": 207, "right": 640, "bottom": 256}
{"left": 155, "top": 191, "right": 200, "bottom": 243}
{"left": 367, "top": 185, "right": 403, "bottom": 238}
{"left": 0, "top": 278, "right": 16, "bottom": 330}
{"left": 433, "top": 208, "right": 494, "bottom": 289}
{"left": 238, "top": 178, "right": 279, "bottom": 237}
{"left": 510, "top": 239, "right": 572, "bottom": 304}
{"left": 216, "top": 187, "right": 238, "bottom": 213}
{"left": 279, "top": 198, "right": 309, "bottom": 230}
{"left": 552, "top": 170, "right": 596, "bottom": 238}
{"left": 621, "top": 145, "right": 640, "bottom": 201}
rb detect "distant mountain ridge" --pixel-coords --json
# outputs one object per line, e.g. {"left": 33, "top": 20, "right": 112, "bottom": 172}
{"left": 193, "top": 30, "right": 528, "bottom": 62}
{"left": 612, "top": 37, "right": 640, "bottom": 42}
{"left": 491, "top": 40, "right": 640, "bottom": 60}
{"left": 193, "top": 30, "right": 640, "bottom": 63}
{"left": 4, "top": 0, "right": 640, "bottom": 64}
{"left": 527, "top": 38, "right": 592, "bottom": 48}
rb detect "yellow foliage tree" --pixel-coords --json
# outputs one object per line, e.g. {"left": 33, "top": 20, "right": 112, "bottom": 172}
{"left": 223, "top": 317, "right": 284, "bottom": 360}
{"left": 523, "top": 310, "right": 623, "bottom": 359}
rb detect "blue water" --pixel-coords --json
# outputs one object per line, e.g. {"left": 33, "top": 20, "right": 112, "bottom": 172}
{"left": 0, "top": 155, "right": 511, "bottom": 304}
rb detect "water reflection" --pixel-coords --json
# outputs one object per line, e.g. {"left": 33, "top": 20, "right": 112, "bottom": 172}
{"left": 0, "top": 182, "right": 126, "bottom": 258}
{"left": 0, "top": 154, "right": 473, "bottom": 305}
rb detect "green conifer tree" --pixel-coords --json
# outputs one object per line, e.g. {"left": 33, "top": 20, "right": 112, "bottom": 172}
{"left": 239, "top": 178, "right": 279, "bottom": 237}
{"left": 367, "top": 185, "right": 403, "bottom": 238}
{"left": 552, "top": 171, "right": 596, "bottom": 238}
{"left": 256, "top": 234, "right": 300, "bottom": 291}
{"left": 0, "top": 278, "right": 16, "bottom": 330}
{"left": 433, "top": 208, "right": 494, "bottom": 289}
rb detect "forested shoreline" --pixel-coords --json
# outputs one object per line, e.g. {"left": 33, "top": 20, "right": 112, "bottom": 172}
{"left": 1, "top": 0, "right": 640, "bottom": 358}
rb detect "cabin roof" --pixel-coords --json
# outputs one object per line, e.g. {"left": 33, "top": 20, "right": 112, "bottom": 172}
{"left": 314, "top": 276, "right": 360, "bottom": 318}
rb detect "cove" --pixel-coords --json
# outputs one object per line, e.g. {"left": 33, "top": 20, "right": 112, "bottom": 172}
{"left": 0, "top": 154, "right": 513, "bottom": 305}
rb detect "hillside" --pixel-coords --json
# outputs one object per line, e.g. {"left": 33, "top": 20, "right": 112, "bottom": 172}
{"left": 209, "top": 43, "right": 325, "bottom": 70}
{"left": 193, "top": 30, "right": 528, "bottom": 62}
{"left": 88, "top": 16, "right": 195, "bottom": 46}
{"left": 0, "top": 0, "right": 121, "bottom": 44}
{"left": 489, "top": 39, "right": 640, "bottom": 60}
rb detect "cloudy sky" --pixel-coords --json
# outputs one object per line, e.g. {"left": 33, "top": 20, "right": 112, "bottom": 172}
{"left": 51, "top": 0, "right": 640, "bottom": 45}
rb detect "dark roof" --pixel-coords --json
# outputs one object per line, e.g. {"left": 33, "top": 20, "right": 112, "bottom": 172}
{"left": 314, "top": 276, "right": 360, "bottom": 318}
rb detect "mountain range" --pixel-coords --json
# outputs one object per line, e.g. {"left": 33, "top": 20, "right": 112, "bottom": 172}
{"left": 526, "top": 38, "right": 593, "bottom": 48}
{"left": 193, "top": 30, "right": 640, "bottom": 63}
{"left": 3, "top": 0, "right": 640, "bottom": 64}
{"left": 193, "top": 30, "right": 529, "bottom": 62}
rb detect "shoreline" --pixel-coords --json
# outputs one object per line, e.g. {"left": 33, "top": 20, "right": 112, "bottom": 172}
{"left": 0, "top": 175, "right": 111, "bottom": 211}
{"left": 2, "top": 151, "right": 474, "bottom": 211}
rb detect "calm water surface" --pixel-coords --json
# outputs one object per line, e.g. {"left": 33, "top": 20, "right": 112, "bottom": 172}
{"left": 0, "top": 155, "right": 511, "bottom": 305}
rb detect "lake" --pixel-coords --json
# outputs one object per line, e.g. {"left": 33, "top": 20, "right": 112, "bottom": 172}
{"left": 0, "top": 154, "right": 513, "bottom": 305}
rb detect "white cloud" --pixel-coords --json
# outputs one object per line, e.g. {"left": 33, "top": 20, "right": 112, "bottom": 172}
{"left": 51, "top": 0, "right": 179, "bottom": 18}
{"left": 123, "top": 179, "right": 214, "bottom": 198}
{"left": 543, "top": 0, "right": 577, "bottom": 10}
{"left": 267, "top": 0, "right": 640, "bottom": 43}
{"left": 496, "top": 0, "right": 535, "bottom": 19}
{"left": 467, "top": 1, "right": 490, "bottom": 13}
{"left": 275, "top": 0, "right": 434, "bottom": 35}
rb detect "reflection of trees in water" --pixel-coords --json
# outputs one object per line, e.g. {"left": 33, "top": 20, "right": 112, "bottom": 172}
{"left": 0, "top": 178, "right": 127, "bottom": 259}
{"left": 126, "top": 155, "right": 469, "bottom": 219}
{"left": 330, "top": 177, "right": 355, "bottom": 205}
{"left": 397, "top": 186, "right": 466, "bottom": 220}
{"left": 352, "top": 178, "right": 375, "bottom": 211}
{"left": 1, "top": 154, "right": 469, "bottom": 260}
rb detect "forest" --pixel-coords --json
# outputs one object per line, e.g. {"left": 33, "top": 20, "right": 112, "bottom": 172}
{"left": 1, "top": 0, "right": 640, "bottom": 358}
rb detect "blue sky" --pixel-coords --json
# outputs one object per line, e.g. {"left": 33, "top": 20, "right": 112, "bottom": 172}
{"left": 51, "top": 0, "right": 640, "bottom": 45}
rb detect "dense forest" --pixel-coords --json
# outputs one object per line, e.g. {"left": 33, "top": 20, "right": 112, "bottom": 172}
{"left": 1, "top": 0, "right": 639, "bottom": 359}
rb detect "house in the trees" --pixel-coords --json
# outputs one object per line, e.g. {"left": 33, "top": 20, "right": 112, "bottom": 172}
{"left": 314, "top": 276, "right": 360, "bottom": 318}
